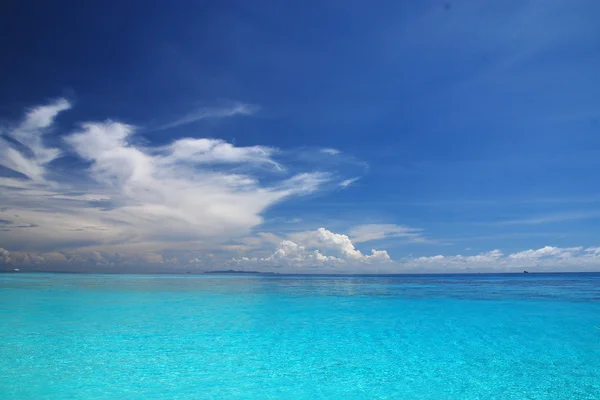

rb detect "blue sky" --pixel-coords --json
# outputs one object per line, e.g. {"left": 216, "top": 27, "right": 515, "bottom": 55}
{"left": 1, "top": 0, "right": 599, "bottom": 272}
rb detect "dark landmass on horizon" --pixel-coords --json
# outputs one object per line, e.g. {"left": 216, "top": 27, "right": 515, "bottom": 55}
{"left": 202, "top": 270, "right": 278, "bottom": 275}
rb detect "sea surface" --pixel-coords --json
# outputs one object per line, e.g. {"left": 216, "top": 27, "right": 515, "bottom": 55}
{"left": 0, "top": 273, "right": 599, "bottom": 399}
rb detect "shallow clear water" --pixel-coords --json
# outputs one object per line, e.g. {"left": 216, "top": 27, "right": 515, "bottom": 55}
{"left": 1, "top": 273, "right": 599, "bottom": 399}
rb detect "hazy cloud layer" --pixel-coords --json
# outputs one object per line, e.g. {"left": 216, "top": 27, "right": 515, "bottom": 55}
{"left": 2, "top": 228, "right": 599, "bottom": 273}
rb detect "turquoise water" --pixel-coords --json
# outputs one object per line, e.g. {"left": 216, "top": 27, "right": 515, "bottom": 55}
{"left": 0, "top": 273, "right": 599, "bottom": 399}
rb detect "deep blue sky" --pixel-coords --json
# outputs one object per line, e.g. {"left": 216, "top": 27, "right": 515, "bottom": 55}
{"left": 0, "top": 0, "right": 599, "bottom": 271}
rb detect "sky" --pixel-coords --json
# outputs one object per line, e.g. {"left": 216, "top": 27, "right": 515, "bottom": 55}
{"left": 1, "top": 0, "right": 599, "bottom": 273}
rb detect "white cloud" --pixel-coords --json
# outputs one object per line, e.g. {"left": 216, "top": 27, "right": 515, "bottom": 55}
{"left": 321, "top": 148, "right": 341, "bottom": 155}
{"left": 411, "top": 249, "right": 504, "bottom": 270}
{"left": 156, "top": 102, "right": 259, "bottom": 130}
{"left": 233, "top": 230, "right": 600, "bottom": 272}
{"left": 339, "top": 177, "right": 360, "bottom": 188}
{"left": 0, "top": 98, "right": 71, "bottom": 181}
{"left": 586, "top": 247, "right": 600, "bottom": 255}
{"left": 347, "top": 224, "right": 424, "bottom": 243}
{"left": 404, "top": 246, "right": 600, "bottom": 272}
{"left": 265, "top": 240, "right": 343, "bottom": 265}
{"left": 508, "top": 246, "right": 583, "bottom": 260}
{"left": 0, "top": 99, "right": 354, "bottom": 256}
{"left": 234, "top": 228, "right": 391, "bottom": 268}
{"left": 157, "top": 137, "right": 280, "bottom": 169}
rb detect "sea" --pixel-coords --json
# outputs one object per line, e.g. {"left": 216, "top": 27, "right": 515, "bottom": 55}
{"left": 0, "top": 273, "right": 599, "bottom": 399}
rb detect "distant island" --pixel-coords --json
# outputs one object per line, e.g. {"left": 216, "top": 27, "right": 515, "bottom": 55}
{"left": 203, "top": 270, "right": 277, "bottom": 275}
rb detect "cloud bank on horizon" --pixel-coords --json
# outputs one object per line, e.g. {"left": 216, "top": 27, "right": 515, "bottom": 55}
{"left": 0, "top": 99, "right": 599, "bottom": 272}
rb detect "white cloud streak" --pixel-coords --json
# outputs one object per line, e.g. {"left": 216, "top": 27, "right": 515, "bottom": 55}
{"left": 339, "top": 177, "right": 360, "bottom": 188}
{"left": 347, "top": 224, "right": 424, "bottom": 243}
{"left": 0, "top": 98, "right": 71, "bottom": 181}
{"left": 156, "top": 103, "right": 259, "bottom": 130}
{"left": 321, "top": 148, "right": 341, "bottom": 155}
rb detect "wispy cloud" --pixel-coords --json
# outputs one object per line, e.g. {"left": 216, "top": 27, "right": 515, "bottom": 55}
{"left": 495, "top": 211, "right": 600, "bottom": 225}
{"left": 321, "top": 148, "right": 341, "bottom": 155}
{"left": 347, "top": 224, "right": 424, "bottom": 243}
{"left": 156, "top": 102, "right": 259, "bottom": 130}
{"left": 0, "top": 99, "right": 356, "bottom": 257}
{"left": 339, "top": 177, "right": 360, "bottom": 188}
{"left": 0, "top": 98, "right": 71, "bottom": 182}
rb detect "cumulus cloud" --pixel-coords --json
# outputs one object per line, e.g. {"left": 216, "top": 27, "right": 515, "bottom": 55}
{"left": 264, "top": 240, "right": 343, "bottom": 265}
{"left": 0, "top": 99, "right": 355, "bottom": 257}
{"left": 233, "top": 229, "right": 600, "bottom": 272}
{"left": 234, "top": 228, "right": 391, "bottom": 268}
